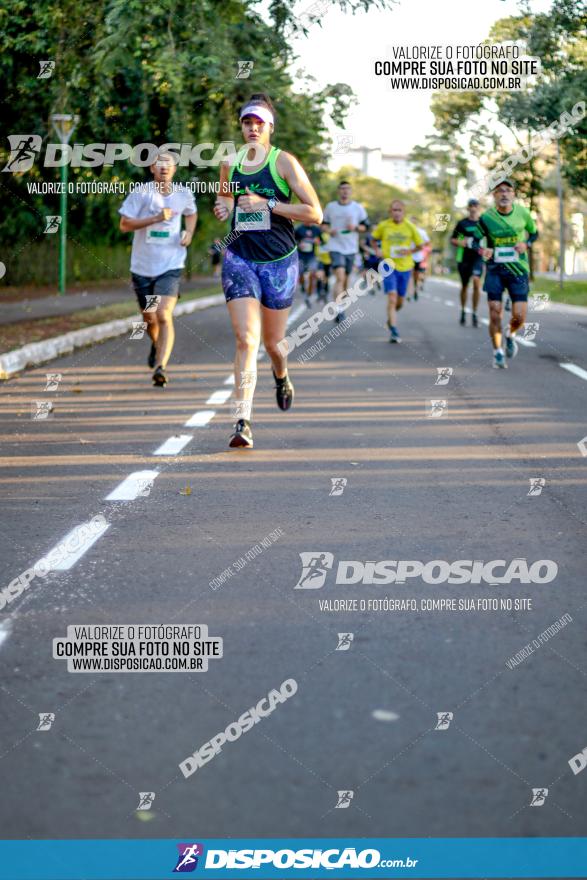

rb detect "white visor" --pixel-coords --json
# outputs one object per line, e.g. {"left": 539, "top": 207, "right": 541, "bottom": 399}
{"left": 239, "top": 104, "right": 274, "bottom": 126}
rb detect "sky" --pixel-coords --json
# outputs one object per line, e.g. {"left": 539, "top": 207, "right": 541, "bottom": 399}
{"left": 284, "top": 0, "right": 552, "bottom": 157}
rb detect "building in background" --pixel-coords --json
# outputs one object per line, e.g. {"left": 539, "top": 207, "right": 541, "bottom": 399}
{"left": 330, "top": 145, "right": 418, "bottom": 190}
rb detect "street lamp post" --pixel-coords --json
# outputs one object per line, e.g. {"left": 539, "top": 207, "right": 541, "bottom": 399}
{"left": 444, "top": 166, "right": 458, "bottom": 271}
{"left": 50, "top": 114, "right": 79, "bottom": 295}
{"left": 556, "top": 139, "right": 565, "bottom": 292}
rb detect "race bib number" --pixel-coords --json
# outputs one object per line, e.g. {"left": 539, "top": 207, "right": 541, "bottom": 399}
{"left": 235, "top": 208, "right": 270, "bottom": 232}
{"left": 494, "top": 245, "right": 519, "bottom": 263}
{"left": 146, "top": 227, "right": 172, "bottom": 246}
{"left": 390, "top": 245, "right": 406, "bottom": 258}
{"left": 465, "top": 237, "right": 474, "bottom": 248}
{"left": 299, "top": 240, "right": 314, "bottom": 253}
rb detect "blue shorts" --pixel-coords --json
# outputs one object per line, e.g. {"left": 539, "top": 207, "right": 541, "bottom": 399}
{"left": 383, "top": 269, "right": 412, "bottom": 297}
{"left": 222, "top": 248, "right": 299, "bottom": 310}
{"left": 484, "top": 267, "right": 529, "bottom": 302}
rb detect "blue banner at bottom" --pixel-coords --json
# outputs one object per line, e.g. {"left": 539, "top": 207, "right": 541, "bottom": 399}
{"left": 0, "top": 838, "right": 586, "bottom": 880}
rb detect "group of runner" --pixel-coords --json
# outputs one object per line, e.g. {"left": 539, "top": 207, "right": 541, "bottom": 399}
{"left": 118, "top": 91, "right": 539, "bottom": 447}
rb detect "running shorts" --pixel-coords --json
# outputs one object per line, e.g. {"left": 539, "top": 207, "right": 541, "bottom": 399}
{"left": 458, "top": 259, "right": 484, "bottom": 285}
{"left": 222, "top": 248, "right": 299, "bottom": 310}
{"left": 131, "top": 269, "right": 182, "bottom": 310}
{"left": 329, "top": 251, "right": 356, "bottom": 275}
{"left": 363, "top": 256, "right": 380, "bottom": 272}
{"left": 484, "top": 266, "right": 529, "bottom": 302}
{"left": 413, "top": 260, "right": 425, "bottom": 273}
{"left": 298, "top": 251, "right": 319, "bottom": 273}
{"left": 383, "top": 268, "right": 412, "bottom": 297}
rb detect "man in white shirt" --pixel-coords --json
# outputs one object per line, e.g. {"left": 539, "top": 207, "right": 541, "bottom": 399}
{"left": 322, "top": 181, "right": 369, "bottom": 321}
{"left": 119, "top": 152, "right": 197, "bottom": 386}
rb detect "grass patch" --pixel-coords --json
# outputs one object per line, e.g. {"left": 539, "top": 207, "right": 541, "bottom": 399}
{"left": 0, "top": 286, "right": 219, "bottom": 353}
{"left": 437, "top": 273, "right": 587, "bottom": 307}
{"left": 530, "top": 278, "right": 587, "bottom": 307}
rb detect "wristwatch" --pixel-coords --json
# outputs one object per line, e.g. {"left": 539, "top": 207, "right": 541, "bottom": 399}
{"left": 266, "top": 197, "right": 277, "bottom": 212}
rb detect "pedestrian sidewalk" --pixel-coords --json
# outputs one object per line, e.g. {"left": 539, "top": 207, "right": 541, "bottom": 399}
{"left": 0, "top": 275, "right": 218, "bottom": 325}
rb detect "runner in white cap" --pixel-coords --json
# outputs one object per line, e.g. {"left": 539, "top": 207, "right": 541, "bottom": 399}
{"left": 214, "top": 93, "right": 322, "bottom": 448}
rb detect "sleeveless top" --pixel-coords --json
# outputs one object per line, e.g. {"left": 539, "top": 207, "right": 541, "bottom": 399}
{"left": 227, "top": 146, "right": 296, "bottom": 263}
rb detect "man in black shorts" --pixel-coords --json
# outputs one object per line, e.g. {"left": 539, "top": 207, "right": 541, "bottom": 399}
{"left": 119, "top": 151, "right": 197, "bottom": 386}
{"left": 295, "top": 222, "right": 321, "bottom": 306}
{"left": 451, "top": 199, "right": 484, "bottom": 327}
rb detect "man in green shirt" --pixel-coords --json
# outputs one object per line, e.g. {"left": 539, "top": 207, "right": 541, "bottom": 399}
{"left": 477, "top": 179, "right": 538, "bottom": 369}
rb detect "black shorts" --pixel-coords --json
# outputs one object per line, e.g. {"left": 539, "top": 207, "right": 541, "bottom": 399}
{"left": 298, "top": 251, "right": 319, "bottom": 273}
{"left": 457, "top": 259, "right": 484, "bottom": 285}
{"left": 131, "top": 269, "right": 182, "bottom": 311}
{"left": 413, "top": 261, "right": 425, "bottom": 273}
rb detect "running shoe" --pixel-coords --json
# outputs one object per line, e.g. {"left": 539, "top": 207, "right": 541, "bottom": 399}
{"left": 505, "top": 334, "right": 519, "bottom": 358}
{"left": 414, "top": 291, "right": 418, "bottom": 301}
{"left": 305, "top": 295, "right": 312, "bottom": 308}
{"left": 493, "top": 349, "right": 507, "bottom": 369}
{"left": 152, "top": 366, "right": 167, "bottom": 386}
{"left": 389, "top": 326, "right": 401, "bottom": 344}
{"left": 335, "top": 311, "right": 346, "bottom": 323}
{"left": 472, "top": 313, "right": 479, "bottom": 328}
{"left": 274, "top": 371, "right": 294, "bottom": 411}
{"left": 229, "top": 419, "right": 253, "bottom": 448}
{"left": 147, "top": 343, "right": 157, "bottom": 368}
{"left": 460, "top": 311, "right": 466, "bottom": 326}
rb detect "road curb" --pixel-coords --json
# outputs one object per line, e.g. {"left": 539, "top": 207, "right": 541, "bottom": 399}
{"left": 0, "top": 293, "right": 225, "bottom": 381}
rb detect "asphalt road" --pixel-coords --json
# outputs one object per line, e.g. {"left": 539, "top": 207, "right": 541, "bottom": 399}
{"left": 1, "top": 276, "right": 586, "bottom": 848}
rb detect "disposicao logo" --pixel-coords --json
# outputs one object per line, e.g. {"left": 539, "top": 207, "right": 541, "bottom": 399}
{"left": 173, "top": 843, "right": 204, "bottom": 872}
{"left": 294, "top": 553, "right": 558, "bottom": 588}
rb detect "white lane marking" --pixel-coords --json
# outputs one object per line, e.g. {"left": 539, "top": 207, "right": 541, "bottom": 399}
{"left": 560, "top": 362, "right": 587, "bottom": 382}
{"left": 35, "top": 518, "right": 111, "bottom": 571}
{"left": 206, "top": 389, "right": 232, "bottom": 406}
{"left": 288, "top": 302, "right": 307, "bottom": 326}
{"left": 153, "top": 435, "right": 193, "bottom": 456}
{"left": 372, "top": 709, "right": 400, "bottom": 722}
{"left": 105, "top": 470, "right": 159, "bottom": 501}
{"left": 0, "top": 621, "right": 12, "bottom": 648}
{"left": 444, "top": 300, "right": 455, "bottom": 307}
{"left": 184, "top": 410, "right": 215, "bottom": 428}
{"left": 224, "top": 375, "right": 235, "bottom": 385}
{"left": 480, "top": 318, "right": 536, "bottom": 346}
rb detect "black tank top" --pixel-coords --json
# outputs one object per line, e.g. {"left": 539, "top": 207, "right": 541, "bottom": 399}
{"left": 227, "top": 146, "right": 296, "bottom": 263}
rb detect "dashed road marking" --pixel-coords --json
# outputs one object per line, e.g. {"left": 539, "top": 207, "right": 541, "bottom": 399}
{"left": 184, "top": 410, "right": 215, "bottom": 428}
{"left": 0, "top": 622, "right": 12, "bottom": 648}
{"left": 152, "top": 435, "right": 193, "bottom": 456}
{"left": 36, "top": 518, "right": 111, "bottom": 570}
{"left": 560, "top": 363, "right": 587, "bottom": 382}
{"left": 105, "top": 470, "right": 159, "bottom": 501}
{"left": 206, "top": 389, "right": 232, "bottom": 406}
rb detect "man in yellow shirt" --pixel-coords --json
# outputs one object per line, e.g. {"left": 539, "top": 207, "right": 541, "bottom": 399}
{"left": 372, "top": 200, "right": 423, "bottom": 343}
